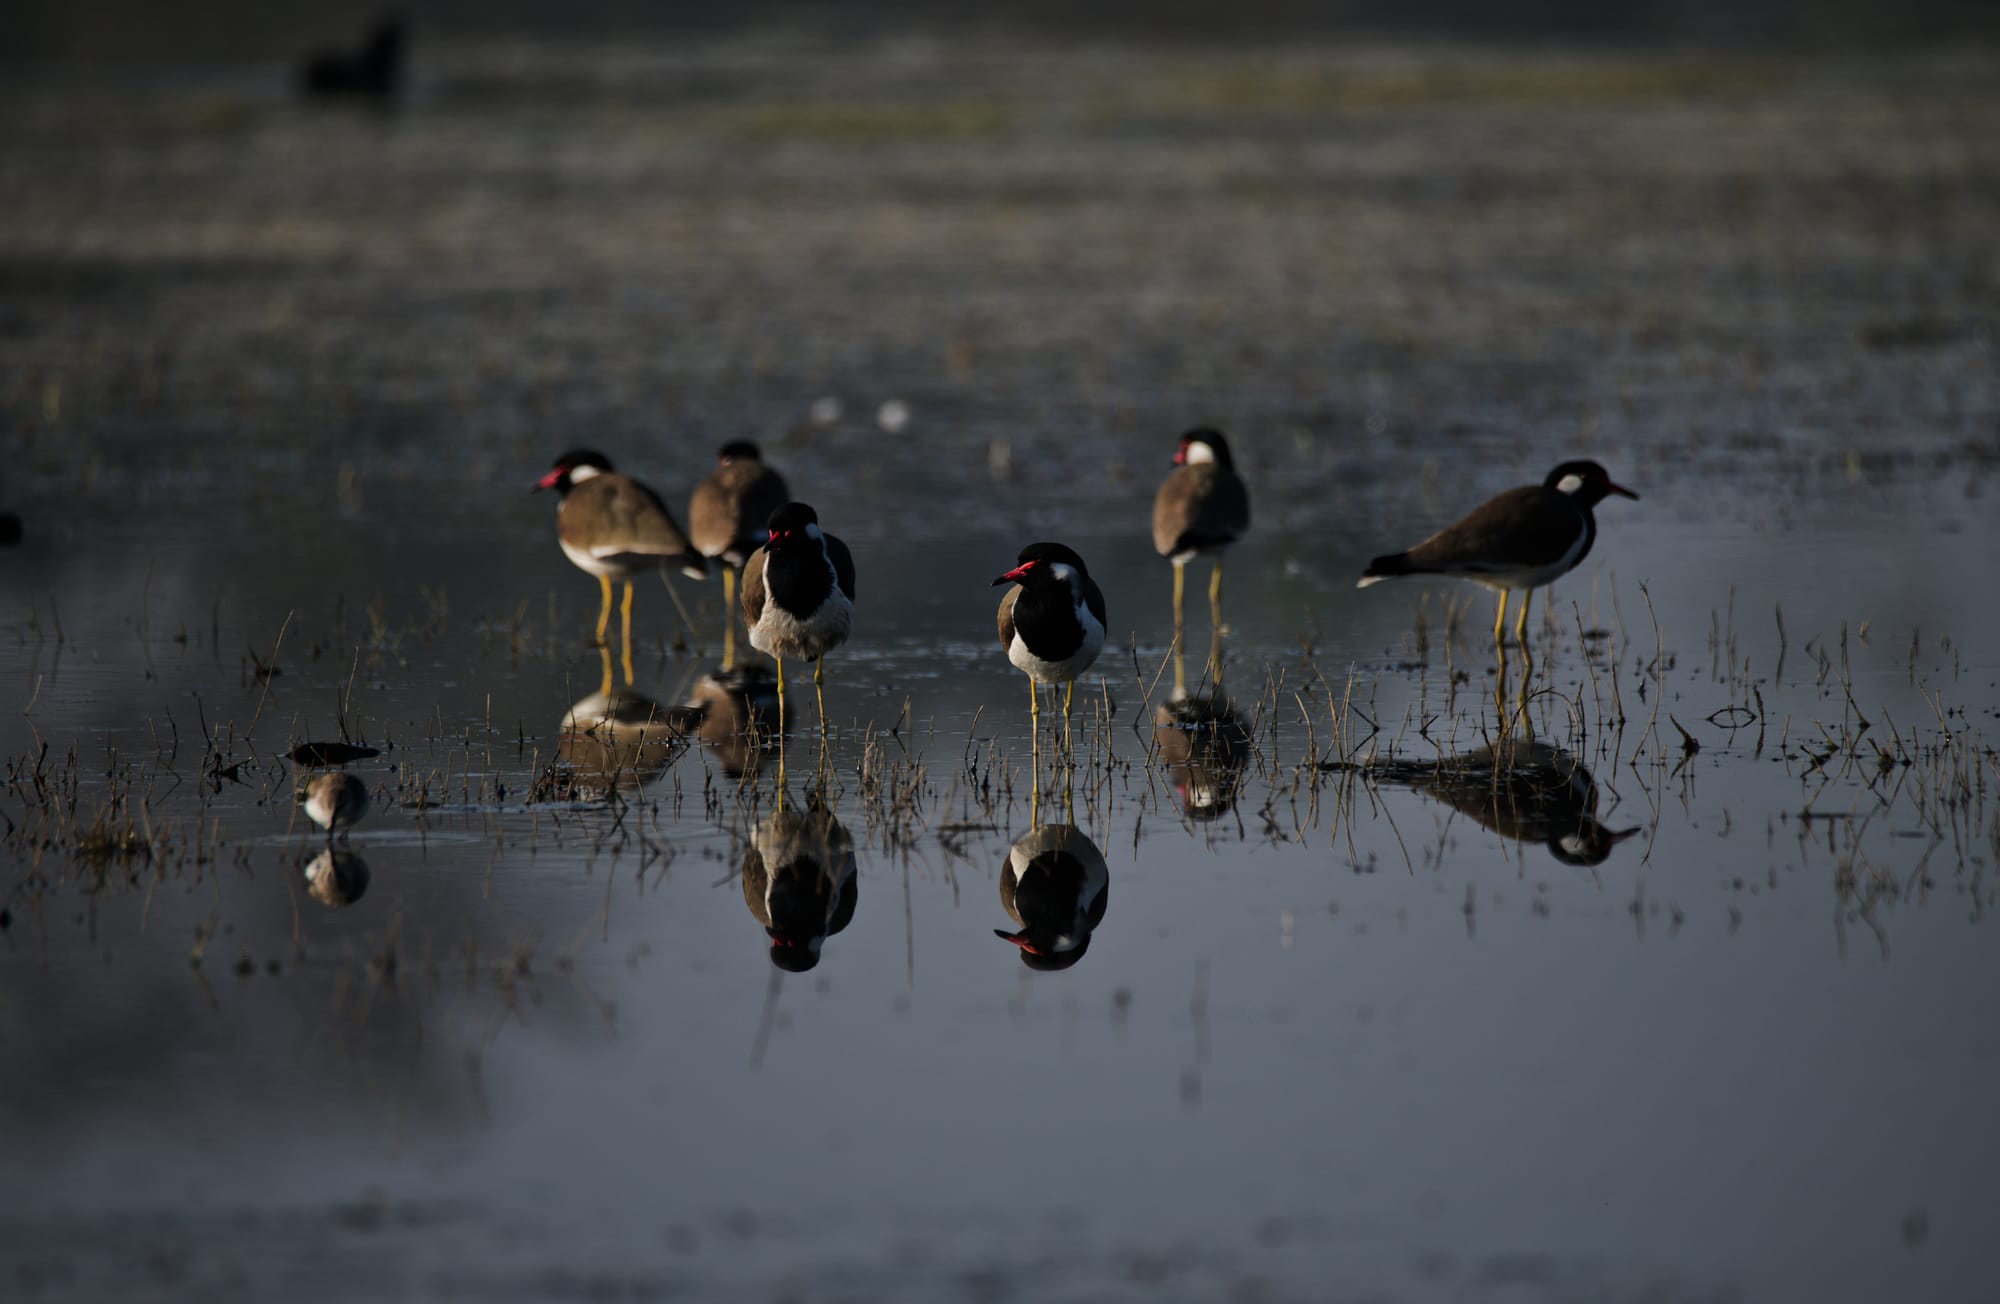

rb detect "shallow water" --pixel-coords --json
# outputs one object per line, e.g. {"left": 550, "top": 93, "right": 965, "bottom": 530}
{"left": 3, "top": 32, "right": 1999, "bottom": 1304}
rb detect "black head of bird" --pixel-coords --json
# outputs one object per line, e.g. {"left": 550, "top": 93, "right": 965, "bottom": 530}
{"left": 1173, "top": 428, "right": 1235, "bottom": 468}
{"left": 992, "top": 542, "right": 1092, "bottom": 589}
{"left": 717, "top": 440, "right": 763, "bottom": 465}
{"left": 533, "top": 448, "right": 614, "bottom": 495}
{"left": 1544, "top": 460, "right": 1639, "bottom": 508}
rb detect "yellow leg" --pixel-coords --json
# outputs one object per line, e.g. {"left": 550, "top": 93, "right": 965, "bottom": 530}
{"left": 596, "top": 645, "right": 614, "bottom": 698}
{"left": 1172, "top": 645, "right": 1187, "bottom": 701}
{"left": 1207, "top": 625, "right": 1224, "bottom": 689}
{"left": 1209, "top": 558, "right": 1224, "bottom": 631}
{"left": 620, "top": 581, "right": 636, "bottom": 686}
{"left": 1062, "top": 680, "right": 1075, "bottom": 753}
{"left": 775, "top": 654, "right": 786, "bottom": 735}
{"left": 1492, "top": 591, "right": 1508, "bottom": 648}
{"left": 1029, "top": 676, "right": 1041, "bottom": 753}
{"left": 594, "top": 573, "right": 614, "bottom": 645}
{"left": 1172, "top": 563, "right": 1186, "bottom": 640}
{"left": 1513, "top": 587, "right": 1533, "bottom": 646}
{"left": 721, "top": 565, "right": 737, "bottom": 672}
{"left": 814, "top": 657, "right": 827, "bottom": 736}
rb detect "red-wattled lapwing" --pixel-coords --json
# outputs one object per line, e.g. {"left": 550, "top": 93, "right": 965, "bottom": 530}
{"left": 741, "top": 502, "right": 855, "bottom": 731}
{"left": 1153, "top": 428, "right": 1250, "bottom": 641}
{"left": 302, "top": 771, "right": 369, "bottom": 846}
{"left": 689, "top": 441, "right": 790, "bottom": 670}
{"left": 1357, "top": 460, "right": 1638, "bottom": 647}
{"left": 995, "top": 542, "right": 1107, "bottom": 748}
{"left": 996, "top": 823, "right": 1109, "bottom": 972}
{"left": 742, "top": 802, "right": 857, "bottom": 972}
{"left": 535, "top": 449, "right": 706, "bottom": 684}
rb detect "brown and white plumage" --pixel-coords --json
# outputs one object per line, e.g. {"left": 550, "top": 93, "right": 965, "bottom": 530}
{"left": 302, "top": 771, "right": 369, "bottom": 843}
{"left": 993, "top": 542, "right": 1106, "bottom": 746}
{"left": 689, "top": 441, "right": 790, "bottom": 570}
{"left": 1357, "top": 459, "right": 1638, "bottom": 646}
{"left": 535, "top": 449, "right": 705, "bottom": 682}
{"left": 741, "top": 501, "right": 856, "bottom": 729}
{"left": 689, "top": 441, "right": 789, "bottom": 670}
{"left": 1152, "top": 428, "right": 1249, "bottom": 637}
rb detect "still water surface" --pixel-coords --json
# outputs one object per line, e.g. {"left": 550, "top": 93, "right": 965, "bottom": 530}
{"left": 3, "top": 32, "right": 1998, "bottom": 1304}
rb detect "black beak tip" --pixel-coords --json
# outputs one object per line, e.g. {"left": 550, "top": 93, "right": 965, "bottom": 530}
{"left": 991, "top": 574, "right": 1011, "bottom": 587}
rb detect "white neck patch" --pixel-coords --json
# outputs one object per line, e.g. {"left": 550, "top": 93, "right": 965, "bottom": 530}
{"left": 1555, "top": 473, "right": 1585, "bottom": 495}
{"left": 567, "top": 464, "right": 604, "bottom": 484}
{"left": 1183, "top": 441, "right": 1217, "bottom": 465}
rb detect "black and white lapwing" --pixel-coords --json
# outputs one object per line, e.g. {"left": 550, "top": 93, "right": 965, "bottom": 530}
{"left": 1152, "top": 428, "right": 1250, "bottom": 640}
{"left": 741, "top": 502, "right": 855, "bottom": 730}
{"left": 994, "top": 542, "right": 1107, "bottom": 745}
{"left": 1357, "top": 459, "right": 1638, "bottom": 647}
{"left": 535, "top": 449, "right": 706, "bottom": 684}
{"left": 302, "top": 771, "right": 369, "bottom": 846}
{"left": 689, "top": 441, "right": 790, "bottom": 670}
{"left": 996, "top": 823, "right": 1109, "bottom": 972}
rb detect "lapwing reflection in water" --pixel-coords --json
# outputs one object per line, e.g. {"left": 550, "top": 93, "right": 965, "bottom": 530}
{"left": 1359, "top": 740, "right": 1640, "bottom": 867}
{"left": 303, "top": 849, "right": 372, "bottom": 908}
{"left": 1153, "top": 630, "right": 1252, "bottom": 822}
{"left": 682, "top": 664, "right": 782, "bottom": 780}
{"left": 534, "top": 686, "right": 687, "bottom": 803}
{"left": 997, "top": 823, "right": 1109, "bottom": 971}
{"left": 741, "top": 799, "right": 857, "bottom": 972}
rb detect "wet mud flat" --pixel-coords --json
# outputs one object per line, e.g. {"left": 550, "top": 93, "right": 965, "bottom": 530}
{"left": 3, "top": 30, "right": 2000, "bottom": 1304}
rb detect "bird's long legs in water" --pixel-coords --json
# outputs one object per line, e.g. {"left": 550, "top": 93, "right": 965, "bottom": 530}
{"left": 721, "top": 565, "right": 738, "bottom": 672}
{"left": 619, "top": 580, "right": 636, "bottom": 686}
{"left": 1171, "top": 562, "right": 1186, "bottom": 646}
{"left": 1208, "top": 557, "right": 1224, "bottom": 635}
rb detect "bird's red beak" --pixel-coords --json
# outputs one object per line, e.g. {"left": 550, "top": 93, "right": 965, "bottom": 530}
{"left": 993, "top": 927, "right": 1042, "bottom": 955}
{"left": 1607, "top": 481, "right": 1639, "bottom": 500}
{"left": 533, "top": 467, "right": 566, "bottom": 492}
{"left": 1172, "top": 444, "right": 1188, "bottom": 466}
{"left": 992, "top": 561, "right": 1037, "bottom": 587}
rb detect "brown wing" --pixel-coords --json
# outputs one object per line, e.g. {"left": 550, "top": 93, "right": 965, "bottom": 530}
{"left": 740, "top": 843, "right": 771, "bottom": 927}
{"left": 1404, "top": 486, "right": 1581, "bottom": 572}
{"left": 567, "top": 474, "right": 707, "bottom": 575}
{"left": 691, "top": 463, "right": 792, "bottom": 564}
{"left": 1152, "top": 464, "right": 1249, "bottom": 557}
{"left": 739, "top": 546, "right": 768, "bottom": 628}
{"left": 996, "top": 585, "right": 1019, "bottom": 651}
{"left": 687, "top": 471, "right": 734, "bottom": 560}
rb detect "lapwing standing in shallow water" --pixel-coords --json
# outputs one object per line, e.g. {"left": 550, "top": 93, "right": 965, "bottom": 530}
{"left": 1357, "top": 460, "right": 1638, "bottom": 647}
{"left": 302, "top": 771, "right": 369, "bottom": 846}
{"left": 536, "top": 450, "right": 706, "bottom": 686}
{"left": 994, "top": 543, "right": 1107, "bottom": 749}
{"left": 742, "top": 502, "right": 855, "bottom": 732}
{"left": 689, "top": 441, "right": 790, "bottom": 671}
{"left": 1153, "top": 428, "right": 1250, "bottom": 645}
